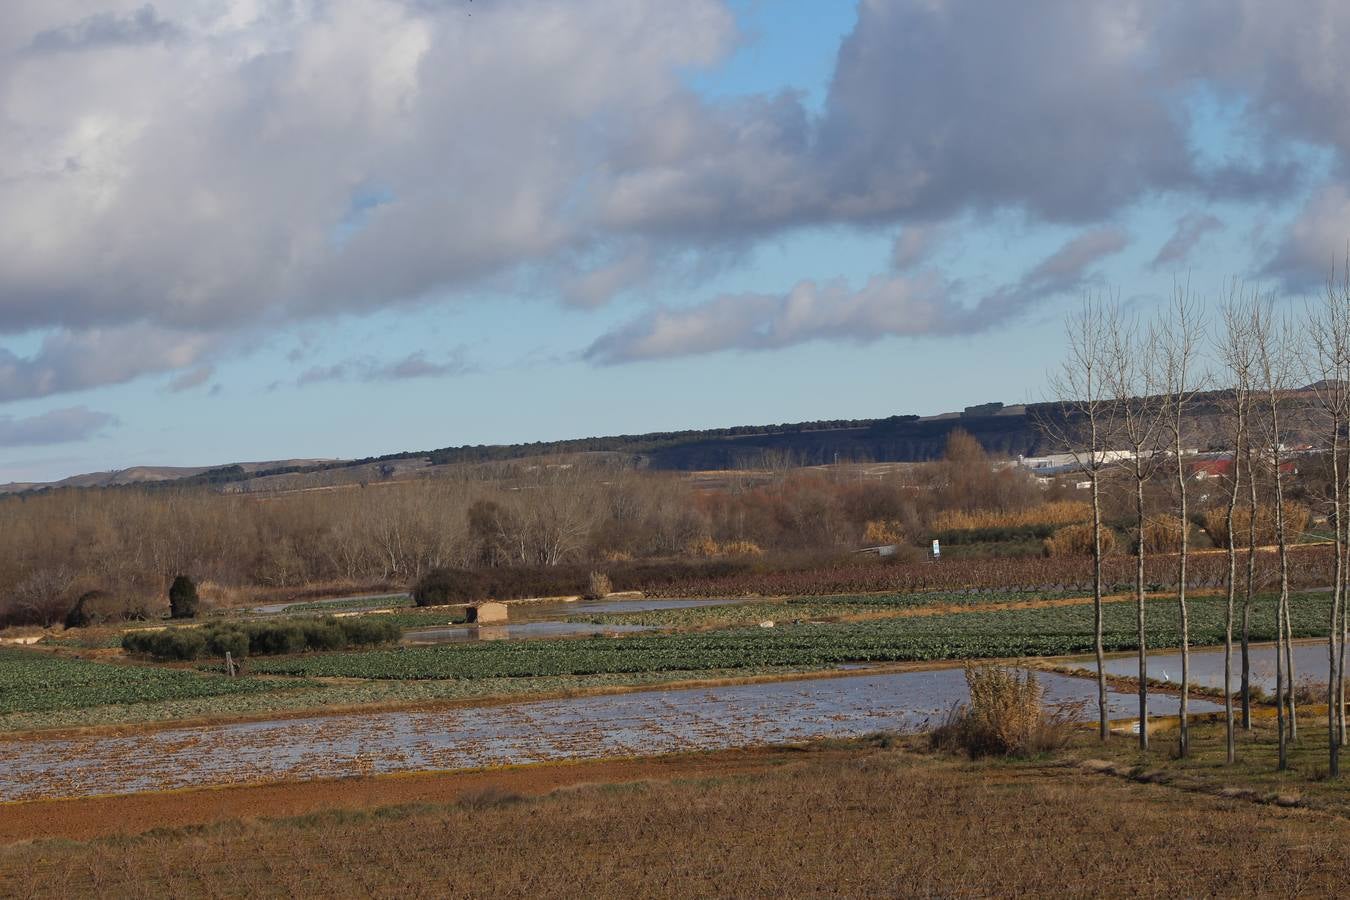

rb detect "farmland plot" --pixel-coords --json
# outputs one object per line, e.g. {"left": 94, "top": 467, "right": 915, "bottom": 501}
{"left": 241, "top": 594, "right": 1333, "bottom": 681}
{"left": 0, "top": 648, "right": 288, "bottom": 715}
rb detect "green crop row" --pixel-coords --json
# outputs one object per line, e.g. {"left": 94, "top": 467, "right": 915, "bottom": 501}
{"left": 280, "top": 594, "right": 412, "bottom": 613}
{"left": 568, "top": 590, "right": 1076, "bottom": 628}
{"left": 241, "top": 594, "right": 1335, "bottom": 681}
{"left": 0, "top": 647, "right": 285, "bottom": 715}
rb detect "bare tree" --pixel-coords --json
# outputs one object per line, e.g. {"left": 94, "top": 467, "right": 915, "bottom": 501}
{"left": 1105, "top": 308, "right": 1168, "bottom": 750}
{"left": 1252, "top": 300, "right": 1297, "bottom": 769}
{"left": 1309, "top": 269, "right": 1350, "bottom": 777}
{"left": 1160, "top": 287, "right": 1206, "bottom": 758}
{"left": 1217, "top": 295, "right": 1257, "bottom": 763}
{"left": 1043, "top": 296, "right": 1115, "bottom": 741}
{"left": 1244, "top": 398, "right": 1261, "bottom": 732}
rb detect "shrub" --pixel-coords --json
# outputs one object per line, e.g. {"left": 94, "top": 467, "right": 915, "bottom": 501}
{"left": 719, "top": 540, "right": 764, "bottom": 558}
{"left": 121, "top": 616, "right": 403, "bottom": 661}
{"left": 585, "top": 571, "right": 613, "bottom": 600}
{"left": 1, "top": 568, "right": 74, "bottom": 629}
{"left": 168, "top": 575, "right": 199, "bottom": 619}
{"left": 1203, "top": 502, "right": 1311, "bottom": 547}
{"left": 64, "top": 590, "right": 151, "bottom": 628}
{"left": 204, "top": 624, "right": 250, "bottom": 660}
{"left": 123, "top": 626, "right": 207, "bottom": 661}
{"left": 929, "top": 665, "right": 1077, "bottom": 758}
{"left": 863, "top": 520, "right": 905, "bottom": 545}
{"left": 248, "top": 621, "right": 307, "bottom": 655}
{"left": 413, "top": 568, "right": 489, "bottom": 606}
{"left": 1137, "top": 515, "right": 1189, "bottom": 555}
{"left": 1043, "top": 523, "right": 1116, "bottom": 558}
{"left": 336, "top": 616, "right": 403, "bottom": 647}
{"left": 685, "top": 537, "right": 720, "bottom": 558}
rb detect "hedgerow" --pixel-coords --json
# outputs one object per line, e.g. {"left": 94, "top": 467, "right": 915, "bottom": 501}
{"left": 122, "top": 616, "right": 402, "bottom": 661}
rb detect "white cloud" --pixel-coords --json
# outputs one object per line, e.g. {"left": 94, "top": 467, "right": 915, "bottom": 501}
{"left": 5, "top": 1, "right": 1350, "bottom": 397}
{"left": 587, "top": 227, "right": 1128, "bottom": 362}
{"left": 0, "top": 325, "right": 217, "bottom": 402}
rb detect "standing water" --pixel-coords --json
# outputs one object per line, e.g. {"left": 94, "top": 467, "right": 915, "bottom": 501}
{"left": 0, "top": 668, "right": 1218, "bottom": 802}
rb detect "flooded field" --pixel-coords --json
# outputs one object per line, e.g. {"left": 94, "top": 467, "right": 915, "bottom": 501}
{"left": 512, "top": 597, "right": 761, "bottom": 620}
{"left": 0, "top": 668, "right": 1218, "bottom": 802}
{"left": 403, "top": 621, "right": 654, "bottom": 643}
{"left": 252, "top": 593, "right": 411, "bottom": 615}
{"left": 401, "top": 596, "right": 761, "bottom": 643}
{"left": 1097, "top": 641, "right": 1339, "bottom": 693}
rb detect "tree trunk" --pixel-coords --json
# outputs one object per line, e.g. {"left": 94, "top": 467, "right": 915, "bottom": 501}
{"left": 1135, "top": 474, "right": 1148, "bottom": 750}
{"left": 1330, "top": 426, "right": 1342, "bottom": 778}
{"left": 1223, "top": 434, "right": 1242, "bottom": 765}
{"left": 1277, "top": 595, "right": 1288, "bottom": 770}
{"left": 1273, "top": 444, "right": 1291, "bottom": 770}
{"left": 1285, "top": 596, "right": 1298, "bottom": 742}
{"left": 1243, "top": 445, "right": 1257, "bottom": 731}
{"left": 1092, "top": 469, "right": 1108, "bottom": 742}
{"left": 1176, "top": 439, "right": 1191, "bottom": 758}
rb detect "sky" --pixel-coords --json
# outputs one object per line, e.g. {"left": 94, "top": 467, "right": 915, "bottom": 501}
{"left": 3, "top": 0, "right": 1350, "bottom": 482}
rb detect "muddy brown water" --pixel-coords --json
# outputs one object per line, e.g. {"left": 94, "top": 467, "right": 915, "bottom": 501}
{"left": 0, "top": 669, "right": 1219, "bottom": 802}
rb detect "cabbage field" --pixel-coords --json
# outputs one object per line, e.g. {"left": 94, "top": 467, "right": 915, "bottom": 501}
{"left": 241, "top": 593, "right": 1334, "bottom": 681}
{"left": 566, "top": 589, "right": 1078, "bottom": 628}
{"left": 0, "top": 648, "right": 284, "bottom": 715}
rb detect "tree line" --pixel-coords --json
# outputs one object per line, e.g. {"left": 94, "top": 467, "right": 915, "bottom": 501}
{"left": 1050, "top": 281, "right": 1348, "bottom": 777}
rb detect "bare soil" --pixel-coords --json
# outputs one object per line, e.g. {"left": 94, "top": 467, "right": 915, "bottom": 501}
{"left": 5, "top": 738, "right": 1350, "bottom": 898}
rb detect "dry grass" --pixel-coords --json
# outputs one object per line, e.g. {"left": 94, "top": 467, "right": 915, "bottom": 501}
{"left": 1202, "top": 502, "right": 1310, "bottom": 547}
{"left": 931, "top": 665, "right": 1079, "bottom": 758}
{"left": 932, "top": 501, "right": 1091, "bottom": 532}
{"left": 1065, "top": 716, "right": 1350, "bottom": 812}
{"left": 1138, "top": 515, "right": 1188, "bottom": 555}
{"left": 5, "top": 745, "right": 1350, "bottom": 898}
{"left": 1043, "top": 521, "right": 1117, "bottom": 558}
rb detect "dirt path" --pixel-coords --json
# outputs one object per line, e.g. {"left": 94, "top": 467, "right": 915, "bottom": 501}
{"left": 0, "top": 746, "right": 820, "bottom": 844}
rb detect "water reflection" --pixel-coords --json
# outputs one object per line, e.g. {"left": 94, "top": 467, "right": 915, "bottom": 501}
{"left": 0, "top": 668, "right": 1220, "bottom": 802}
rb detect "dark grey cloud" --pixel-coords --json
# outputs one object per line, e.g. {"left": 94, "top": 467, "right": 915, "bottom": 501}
{"left": 0, "top": 406, "right": 118, "bottom": 447}
{"left": 297, "top": 351, "right": 472, "bottom": 387}
{"left": 1264, "top": 183, "right": 1350, "bottom": 290}
{"left": 587, "top": 227, "right": 1128, "bottom": 363}
{"left": 28, "top": 5, "right": 181, "bottom": 53}
{"left": 1151, "top": 213, "right": 1224, "bottom": 270}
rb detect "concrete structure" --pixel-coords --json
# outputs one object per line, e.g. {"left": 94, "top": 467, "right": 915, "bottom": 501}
{"left": 466, "top": 601, "right": 509, "bottom": 624}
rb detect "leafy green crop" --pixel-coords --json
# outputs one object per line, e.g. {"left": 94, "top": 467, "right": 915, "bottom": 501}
{"left": 242, "top": 594, "right": 1334, "bottom": 681}
{"left": 0, "top": 648, "right": 285, "bottom": 715}
{"left": 281, "top": 594, "right": 412, "bottom": 613}
{"left": 567, "top": 590, "right": 1076, "bottom": 628}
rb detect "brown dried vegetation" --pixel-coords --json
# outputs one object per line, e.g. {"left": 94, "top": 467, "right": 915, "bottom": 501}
{"left": 5, "top": 746, "right": 1350, "bottom": 898}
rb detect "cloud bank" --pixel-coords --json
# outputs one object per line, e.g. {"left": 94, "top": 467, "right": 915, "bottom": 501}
{"left": 0, "top": 406, "right": 117, "bottom": 447}
{"left": 587, "top": 227, "right": 1128, "bottom": 362}
{"left": 5, "top": 1, "right": 1350, "bottom": 393}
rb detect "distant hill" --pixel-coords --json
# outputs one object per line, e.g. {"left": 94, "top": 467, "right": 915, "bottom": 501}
{"left": 0, "top": 459, "right": 338, "bottom": 495}
{"left": 3, "top": 389, "right": 1328, "bottom": 496}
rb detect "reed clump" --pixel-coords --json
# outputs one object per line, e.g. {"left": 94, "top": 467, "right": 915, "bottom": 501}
{"left": 931, "top": 664, "right": 1077, "bottom": 758}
